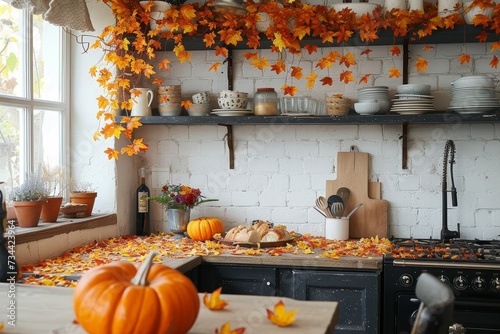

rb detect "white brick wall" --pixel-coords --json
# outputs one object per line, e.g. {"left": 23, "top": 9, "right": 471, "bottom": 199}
{"left": 137, "top": 41, "right": 500, "bottom": 240}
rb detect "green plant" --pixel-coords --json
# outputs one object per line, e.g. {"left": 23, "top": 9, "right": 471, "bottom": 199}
{"left": 150, "top": 183, "right": 218, "bottom": 210}
{"left": 9, "top": 171, "right": 48, "bottom": 202}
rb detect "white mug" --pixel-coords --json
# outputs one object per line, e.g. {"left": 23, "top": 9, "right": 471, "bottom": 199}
{"left": 130, "top": 88, "right": 153, "bottom": 116}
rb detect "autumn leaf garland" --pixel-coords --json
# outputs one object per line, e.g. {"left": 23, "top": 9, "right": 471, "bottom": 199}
{"left": 93, "top": 0, "right": 500, "bottom": 159}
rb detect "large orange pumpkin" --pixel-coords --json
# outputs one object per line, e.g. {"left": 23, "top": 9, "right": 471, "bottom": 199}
{"left": 73, "top": 251, "right": 200, "bottom": 334}
{"left": 187, "top": 217, "right": 224, "bottom": 241}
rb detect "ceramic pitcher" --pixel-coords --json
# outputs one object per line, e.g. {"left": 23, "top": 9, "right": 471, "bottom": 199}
{"left": 130, "top": 88, "right": 153, "bottom": 116}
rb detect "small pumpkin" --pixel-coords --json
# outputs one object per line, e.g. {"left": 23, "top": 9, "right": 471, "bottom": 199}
{"left": 73, "top": 251, "right": 200, "bottom": 334}
{"left": 187, "top": 217, "right": 224, "bottom": 241}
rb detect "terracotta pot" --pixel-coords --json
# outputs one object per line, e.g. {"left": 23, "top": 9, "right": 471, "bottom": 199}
{"left": 13, "top": 200, "right": 46, "bottom": 227}
{"left": 40, "top": 197, "right": 63, "bottom": 223}
{"left": 70, "top": 192, "right": 97, "bottom": 217}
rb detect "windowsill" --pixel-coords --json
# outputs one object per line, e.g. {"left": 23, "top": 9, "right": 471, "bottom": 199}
{"left": 13, "top": 213, "right": 117, "bottom": 244}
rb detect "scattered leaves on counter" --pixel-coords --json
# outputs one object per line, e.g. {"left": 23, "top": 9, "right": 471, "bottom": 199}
{"left": 204, "top": 287, "right": 229, "bottom": 310}
{"left": 267, "top": 300, "right": 297, "bottom": 327}
{"left": 0, "top": 321, "right": 4, "bottom": 331}
{"left": 215, "top": 322, "right": 246, "bottom": 334}
{"left": 18, "top": 233, "right": 391, "bottom": 287}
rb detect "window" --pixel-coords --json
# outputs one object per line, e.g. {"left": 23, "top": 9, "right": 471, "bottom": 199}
{"left": 0, "top": 1, "right": 69, "bottom": 198}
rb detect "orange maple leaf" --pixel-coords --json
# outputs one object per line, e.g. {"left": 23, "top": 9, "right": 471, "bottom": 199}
{"left": 389, "top": 67, "right": 401, "bottom": 78}
{"left": 340, "top": 53, "right": 357, "bottom": 68}
{"left": 415, "top": 57, "right": 428, "bottom": 72}
{"left": 304, "top": 44, "right": 318, "bottom": 55}
{"left": 290, "top": 66, "right": 303, "bottom": 80}
{"left": 320, "top": 77, "right": 333, "bottom": 86}
{"left": 121, "top": 138, "right": 149, "bottom": 156}
{"left": 215, "top": 322, "right": 246, "bottom": 334}
{"left": 251, "top": 57, "right": 270, "bottom": 70}
{"left": 339, "top": 71, "right": 354, "bottom": 84}
{"left": 105, "top": 148, "right": 119, "bottom": 160}
{"left": 266, "top": 300, "right": 297, "bottom": 327}
{"left": 209, "top": 63, "right": 221, "bottom": 72}
{"left": 281, "top": 85, "right": 299, "bottom": 96}
{"left": 158, "top": 59, "right": 171, "bottom": 71}
{"left": 271, "top": 60, "right": 286, "bottom": 74}
{"left": 306, "top": 72, "right": 318, "bottom": 89}
{"left": 181, "top": 100, "right": 194, "bottom": 109}
{"left": 361, "top": 48, "right": 372, "bottom": 56}
{"left": 359, "top": 74, "right": 371, "bottom": 84}
{"left": 476, "top": 30, "right": 489, "bottom": 42}
{"left": 490, "top": 55, "right": 499, "bottom": 68}
{"left": 243, "top": 52, "right": 258, "bottom": 60}
{"left": 204, "top": 32, "right": 216, "bottom": 47}
{"left": 472, "top": 14, "right": 492, "bottom": 27}
{"left": 423, "top": 45, "right": 435, "bottom": 51}
{"left": 204, "top": 287, "right": 228, "bottom": 310}
{"left": 390, "top": 46, "right": 401, "bottom": 56}
{"left": 459, "top": 53, "right": 471, "bottom": 64}
{"left": 491, "top": 42, "right": 500, "bottom": 51}
{"left": 215, "top": 46, "right": 229, "bottom": 58}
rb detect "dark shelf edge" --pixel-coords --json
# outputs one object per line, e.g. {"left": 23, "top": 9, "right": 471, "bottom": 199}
{"left": 117, "top": 113, "right": 500, "bottom": 126}
{"left": 167, "top": 25, "right": 496, "bottom": 51}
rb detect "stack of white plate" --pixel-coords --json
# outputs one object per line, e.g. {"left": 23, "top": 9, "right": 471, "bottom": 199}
{"left": 390, "top": 84, "right": 435, "bottom": 115}
{"left": 357, "top": 86, "right": 390, "bottom": 114}
{"left": 448, "top": 76, "right": 499, "bottom": 114}
{"left": 390, "top": 94, "right": 436, "bottom": 115}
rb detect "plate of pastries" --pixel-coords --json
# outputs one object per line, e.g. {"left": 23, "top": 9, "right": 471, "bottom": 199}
{"left": 215, "top": 220, "right": 301, "bottom": 248}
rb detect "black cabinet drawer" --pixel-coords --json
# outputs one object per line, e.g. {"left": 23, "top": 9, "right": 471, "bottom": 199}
{"left": 198, "top": 264, "right": 277, "bottom": 296}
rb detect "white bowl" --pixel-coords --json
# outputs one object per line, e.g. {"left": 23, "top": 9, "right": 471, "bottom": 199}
{"left": 218, "top": 97, "right": 247, "bottom": 109}
{"left": 219, "top": 90, "right": 248, "bottom": 99}
{"left": 331, "top": 3, "right": 378, "bottom": 18}
{"left": 354, "top": 101, "right": 380, "bottom": 115}
{"left": 397, "top": 84, "right": 431, "bottom": 95}
{"left": 187, "top": 103, "right": 211, "bottom": 116}
{"left": 463, "top": 1, "right": 494, "bottom": 24}
{"left": 452, "top": 75, "right": 496, "bottom": 89}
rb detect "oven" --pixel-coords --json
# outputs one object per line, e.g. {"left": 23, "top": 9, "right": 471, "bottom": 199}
{"left": 382, "top": 239, "right": 500, "bottom": 334}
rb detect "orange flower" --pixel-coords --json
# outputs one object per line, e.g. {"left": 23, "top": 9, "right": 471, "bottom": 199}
{"left": 204, "top": 287, "right": 229, "bottom": 310}
{"left": 266, "top": 300, "right": 297, "bottom": 327}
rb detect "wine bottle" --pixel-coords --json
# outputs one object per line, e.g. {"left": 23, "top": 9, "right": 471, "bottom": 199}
{"left": 136, "top": 167, "right": 150, "bottom": 236}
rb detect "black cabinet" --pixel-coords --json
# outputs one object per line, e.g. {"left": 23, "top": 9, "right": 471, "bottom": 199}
{"left": 198, "top": 264, "right": 278, "bottom": 296}
{"left": 279, "top": 269, "right": 380, "bottom": 334}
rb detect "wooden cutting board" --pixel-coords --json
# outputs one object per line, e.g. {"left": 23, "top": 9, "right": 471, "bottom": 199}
{"left": 326, "top": 152, "right": 388, "bottom": 238}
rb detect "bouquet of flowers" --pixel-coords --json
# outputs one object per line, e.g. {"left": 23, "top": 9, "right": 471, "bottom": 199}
{"left": 150, "top": 183, "right": 218, "bottom": 210}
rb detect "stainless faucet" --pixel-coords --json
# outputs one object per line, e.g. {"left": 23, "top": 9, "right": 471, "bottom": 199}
{"left": 441, "top": 140, "right": 460, "bottom": 242}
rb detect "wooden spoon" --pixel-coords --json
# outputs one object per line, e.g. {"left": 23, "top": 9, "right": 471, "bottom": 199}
{"left": 316, "top": 196, "right": 333, "bottom": 218}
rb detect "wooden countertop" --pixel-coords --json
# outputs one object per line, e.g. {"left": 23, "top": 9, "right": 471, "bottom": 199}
{"left": 0, "top": 283, "right": 339, "bottom": 334}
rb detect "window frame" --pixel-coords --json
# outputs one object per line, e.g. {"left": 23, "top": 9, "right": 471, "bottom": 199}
{"left": 0, "top": 3, "right": 70, "bottom": 185}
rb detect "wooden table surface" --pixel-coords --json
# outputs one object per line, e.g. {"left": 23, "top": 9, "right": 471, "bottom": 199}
{"left": 0, "top": 283, "right": 339, "bottom": 334}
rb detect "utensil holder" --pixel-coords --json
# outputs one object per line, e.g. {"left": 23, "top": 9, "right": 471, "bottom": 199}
{"left": 325, "top": 217, "right": 349, "bottom": 240}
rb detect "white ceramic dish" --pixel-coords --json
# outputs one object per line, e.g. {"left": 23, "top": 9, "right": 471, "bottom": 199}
{"left": 451, "top": 75, "right": 496, "bottom": 89}
{"left": 397, "top": 84, "right": 431, "bottom": 95}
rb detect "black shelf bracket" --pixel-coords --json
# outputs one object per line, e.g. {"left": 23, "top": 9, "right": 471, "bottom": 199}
{"left": 401, "top": 122, "right": 409, "bottom": 170}
{"left": 221, "top": 124, "right": 234, "bottom": 169}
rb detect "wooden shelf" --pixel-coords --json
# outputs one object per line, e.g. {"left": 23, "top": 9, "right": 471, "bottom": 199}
{"left": 118, "top": 112, "right": 500, "bottom": 126}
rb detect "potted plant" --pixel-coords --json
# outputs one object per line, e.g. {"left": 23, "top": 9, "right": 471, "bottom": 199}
{"left": 69, "top": 180, "right": 97, "bottom": 218}
{"left": 10, "top": 172, "right": 49, "bottom": 227}
{"left": 150, "top": 183, "right": 218, "bottom": 238}
{"left": 40, "top": 165, "right": 68, "bottom": 223}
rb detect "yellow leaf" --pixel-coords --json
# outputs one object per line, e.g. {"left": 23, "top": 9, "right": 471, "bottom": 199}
{"left": 339, "top": 70, "right": 354, "bottom": 84}
{"left": 203, "top": 287, "right": 228, "bottom": 310}
{"left": 180, "top": 5, "right": 196, "bottom": 19}
{"left": 105, "top": 148, "right": 120, "bottom": 160}
{"left": 181, "top": 100, "right": 194, "bottom": 109}
{"left": 339, "top": 52, "right": 357, "bottom": 68}
{"left": 305, "top": 72, "right": 317, "bottom": 89}
{"left": 251, "top": 57, "right": 270, "bottom": 70}
{"left": 266, "top": 300, "right": 297, "bottom": 327}
{"left": 273, "top": 32, "right": 286, "bottom": 52}
{"left": 290, "top": 66, "right": 303, "bottom": 80}
{"left": 215, "top": 322, "right": 246, "bottom": 334}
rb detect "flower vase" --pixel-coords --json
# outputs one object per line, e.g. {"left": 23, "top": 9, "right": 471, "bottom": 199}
{"left": 167, "top": 208, "right": 190, "bottom": 239}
